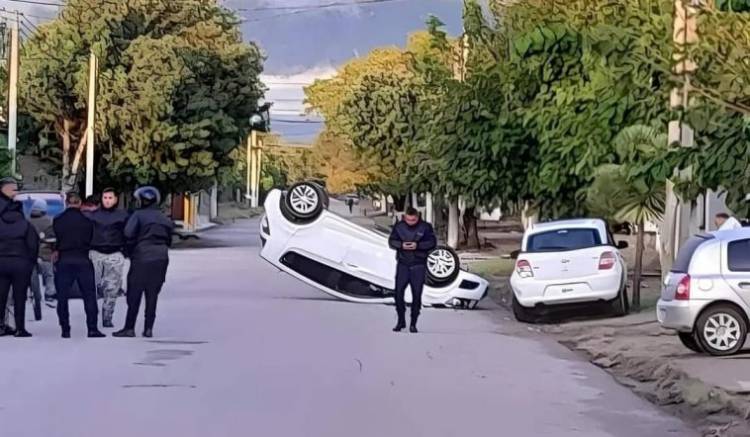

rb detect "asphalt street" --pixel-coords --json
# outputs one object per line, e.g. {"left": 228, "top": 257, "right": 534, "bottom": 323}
{"left": 0, "top": 219, "right": 697, "bottom": 437}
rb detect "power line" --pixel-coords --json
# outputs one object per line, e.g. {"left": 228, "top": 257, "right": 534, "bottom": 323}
{"left": 239, "top": 0, "right": 404, "bottom": 12}
{"left": 0, "top": 0, "right": 62, "bottom": 6}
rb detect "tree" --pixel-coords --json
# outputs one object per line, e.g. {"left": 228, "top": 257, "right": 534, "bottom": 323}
{"left": 20, "top": 0, "right": 264, "bottom": 193}
{"left": 494, "top": 0, "right": 672, "bottom": 217}
{"left": 587, "top": 125, "right": 668, "bottom": 310}
{"left": 309, "top": 132, "right": 371, "bottom": 194}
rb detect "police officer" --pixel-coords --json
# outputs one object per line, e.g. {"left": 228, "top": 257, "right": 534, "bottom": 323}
{"left": 86, "top": 188, "right": 128, "bottom": 328}
{"left": 53, "top": 193, "right": 105, "bottom": 338}
{"left": 114, "top": 186, "right": 174, "bottom": 338}
{"left": 388, "top": 207, "right": 437, "bottom": 333}
{"left": 0, "top": 177, "right": 39, "bottom": 337}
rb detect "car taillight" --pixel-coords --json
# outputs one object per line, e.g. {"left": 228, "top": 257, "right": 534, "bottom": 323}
{"left": 516, "top": 259, "right": 533, "bottom": 278}
{"left": 676, "top": 275, "right": 690, "bottom": 300}
{"left": 599, "top": 251, "right": 616, "bottom": 270}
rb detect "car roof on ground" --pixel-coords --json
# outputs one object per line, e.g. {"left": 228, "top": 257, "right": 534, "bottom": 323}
{"left": 530, "top": 218, "right": 606, "bottom": 232}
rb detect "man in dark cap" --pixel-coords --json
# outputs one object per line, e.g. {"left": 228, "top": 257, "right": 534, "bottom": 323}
{"left": 53, "top": 192, "right": 105, "bottom": 338}
{"left": 114, "top": 186, "right": 174, "bottom": 338}
{"left": 0, "top": 177, "right": 39, "bottom": 337}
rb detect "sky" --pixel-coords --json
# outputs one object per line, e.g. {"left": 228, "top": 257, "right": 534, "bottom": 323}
{"left": 5, "top": 0, "right": 465, "bottom": 143}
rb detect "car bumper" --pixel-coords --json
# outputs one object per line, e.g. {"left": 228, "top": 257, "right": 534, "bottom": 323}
{"left": 656, "top": 299, "right": 706, "bottom": 332}
{"left": 511, "top": 274, "right": 621, "bottom": 308}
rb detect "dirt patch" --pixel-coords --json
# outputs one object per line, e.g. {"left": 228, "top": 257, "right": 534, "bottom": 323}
{"left": 549, "top": 320, "right": 750, "bottom": 436}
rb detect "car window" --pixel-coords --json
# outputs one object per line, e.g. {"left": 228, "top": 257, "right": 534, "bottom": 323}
{"left": 527, "top": 228, "right": 601, "bottom": 252}
{"left": 728, "top": 239, "right": 750, "bottom": 272}
{"left": 672, "top": 235, "right": 714, "bottom": 273}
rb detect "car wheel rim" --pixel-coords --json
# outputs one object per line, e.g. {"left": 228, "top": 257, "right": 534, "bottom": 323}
{"left": 427, "top": 249, "right": 456, "bottom": 279}
{"left": 703, "top": 313, "right": 742, "bottom": 351}
{"left": 289, "top": 185, "right": 319, "bottom": 215}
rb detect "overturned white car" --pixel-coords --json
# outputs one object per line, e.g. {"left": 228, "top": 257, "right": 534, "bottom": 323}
{"left": 259, "top": 182, "right": 488, "bottom": 308}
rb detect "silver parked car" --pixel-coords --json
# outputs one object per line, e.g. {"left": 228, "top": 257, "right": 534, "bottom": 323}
{"left": 657, "top": 228, "right": 750, "bottom": 356}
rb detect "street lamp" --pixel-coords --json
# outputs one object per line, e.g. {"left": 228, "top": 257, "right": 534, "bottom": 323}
{"left": 246, "top": 102, "right": 273, "bottom": 207}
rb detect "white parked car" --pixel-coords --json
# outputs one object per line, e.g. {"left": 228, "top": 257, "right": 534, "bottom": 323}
{"left": 657, "top": 229, "right": 750, "bottom": 356}
{"left": 510, "top": 219, "right": 630, "bottom": 322}
{"left": 259, "top": 182, "right": 489, "bottom": 308}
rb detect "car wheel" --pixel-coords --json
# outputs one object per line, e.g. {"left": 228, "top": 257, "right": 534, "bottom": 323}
{"left": 425, "top": 246, "right": 460, "bottom": 287}
{"left": 512, "top": 293, "right": 536, "bottom": 323}
{"left": 678, "top": 332, "right": 704, "bottom": 353}
{"left": 695, "top": 304, "right": 748, "bottom": 356}
{"left": 281, "top": 182, "right": 328, "bottom": 223}
{"left": 610, "top": 282, "right": 629, "bottom": 317}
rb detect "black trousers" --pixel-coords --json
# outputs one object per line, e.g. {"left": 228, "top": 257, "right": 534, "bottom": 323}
{"left": 125, "top": 260, "right": 169, "bottom": 331}
{"left": 394, "top": 263, "right": 425, "bottom": 325}
{"left": 55, "top": 259, "right": 98, "bottom": 330}
{"left": 0, "top": 257, "right": 34, "bottom": 331}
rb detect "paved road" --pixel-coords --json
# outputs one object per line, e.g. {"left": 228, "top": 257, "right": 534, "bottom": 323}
{"left": 1, "top": 220, "right": 696, "bottom": 437}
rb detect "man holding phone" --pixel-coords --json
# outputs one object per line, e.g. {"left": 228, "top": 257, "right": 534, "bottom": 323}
{"left": 388, "top": 207, "right": 437, "bottom": 333}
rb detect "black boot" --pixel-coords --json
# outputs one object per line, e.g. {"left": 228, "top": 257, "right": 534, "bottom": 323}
{"left": 393, "top": 320, "right": 406, "bottom": 332}
{"left": 61, "top": 327, "right": 71, "bottom": 339}
{"left": 14, "top": 329, "right": 32, "bottom": 338}
{"left": 409, "top": 325, "right": 418, "bottom": 333}
{"left": 410, "top": 315, "right": 419, "bottom": 333}
{"left": 112, "top": 328, "right": 135, "bottom": 338}
{"left": 142, "top": 329, "right": 153, "bottom": 338}
{"left": 102, "top": 320, "right": 114, "bottom": 329}
{"left": 88, "top": 330, "right": 106, "bottom": 338}
{"left": 0, "top": 325, "right": 16, "bottom": 337}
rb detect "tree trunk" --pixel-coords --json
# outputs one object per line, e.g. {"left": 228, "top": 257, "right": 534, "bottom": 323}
{"left": 633, "top": 218, "right": 645, "bottom": 312}
{"left": 447, "top": 198, "right": 459, "bottom": 249}
{"left": 63, "top": 134, "right": 88, "bottom": 192}
{"left": 463, "top": 206, "right": 480, "bottom": 250}
{"left": 521, "top": 201, "right": 538, "bottom": 230}
{"left": 60, "top": 119, "right": 72, "bottom": 188}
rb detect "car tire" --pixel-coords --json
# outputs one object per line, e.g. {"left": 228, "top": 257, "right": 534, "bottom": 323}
{"left": 610, "top": 282, "right": 629, "bottom": 317}
{"left": 695, "top": 304, "right": 748, "bottom": 356}
{"left": 281, "top": 182, "right": 328, "bottom": 223}
{"left": 425, "top": 246, "right": 460, "bottom": 287}
{"left": 512, "top": 293, "right": 536, "bottom": 323}
{"left": 678, "top": 332, "right": 704, "bottom": 353}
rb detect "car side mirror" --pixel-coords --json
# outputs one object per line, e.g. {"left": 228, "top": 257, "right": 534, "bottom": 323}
{"left": 616, "top": 241, "right": 629, "bottom": 249}
{"left": 510, "top": 249, "right": 520, "bottom": 259}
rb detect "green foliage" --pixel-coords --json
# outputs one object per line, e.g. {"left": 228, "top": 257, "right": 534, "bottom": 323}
{"left": 20, "top": 0, "right": 264, "bottom": 193}
{"left": 717, "top": 0, "right": 750, "bottom": 12}
{"left": 498, "top": 0, "right": 672, "bottom": 217}
{"left": 588, "top": 125, "right": 668, "bottom": 224}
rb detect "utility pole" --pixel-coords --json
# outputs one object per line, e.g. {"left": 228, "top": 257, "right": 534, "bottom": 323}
{"left": 246, "top": 130, "right": 264, "bottom": 208}
{"left": 85, "top": 51, "right": 98, "bottom": 197}
{"left": 7, "top": 12, "right": 18, "bottom": 176}
{"left": 661, "top": 0, "right": 700, "bottom": 271}
{"left": 446, "top": 32, "right": 469, "bottom": 249}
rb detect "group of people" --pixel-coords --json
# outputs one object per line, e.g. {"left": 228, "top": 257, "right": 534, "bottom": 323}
{"left": 0, "top": 177, "right": 174, "bottom": 339}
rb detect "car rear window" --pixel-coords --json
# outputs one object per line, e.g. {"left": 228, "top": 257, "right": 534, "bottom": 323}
{"left": 728, "top": 239, "right": 750, "bottom": 272}
{"left": 527, "top": 228, "right": 601, "bottom": 252}
{"left": 671, "top": 235, "right": 714, "bottom": 273}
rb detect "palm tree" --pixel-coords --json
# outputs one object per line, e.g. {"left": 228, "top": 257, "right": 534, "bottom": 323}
{"left": 588, "top": 125, "right": 667, "bottom": 311}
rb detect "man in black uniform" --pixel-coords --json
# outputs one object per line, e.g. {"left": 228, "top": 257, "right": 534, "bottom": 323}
{"left": 114, "top": 186, "right": 174, "bottom": 338}
{"left": 53, "top": 193, "right": 105, "bottom": 338}
{"left": 388, "top": 207, "right": 437, "bottom": 333}
{"left": 0, "top": 177, "right": 39, "bottom": 337}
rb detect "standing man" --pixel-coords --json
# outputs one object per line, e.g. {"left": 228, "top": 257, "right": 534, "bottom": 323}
{"left": 87, "top": 188, "right": 128, "bottom": 328}
{"left": 53, "top": 193, "right": 105, "bottom": 338}
{"left": 28, "top": 199, "right": 57, "bottom": 307}
{"left": 114, "top": 187, "right": 174, "bottom": 338}
{"left": 0, "top": 177, "right": 39, "bottom": 337}
{"left": 715, "top": 212, "right": 743, "bottom": 231}
{"left": 388, "top": 207, "right": 436, "bottom": 333}
{"left": 347, "top": 197, "right": 354, "bottom": 214}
